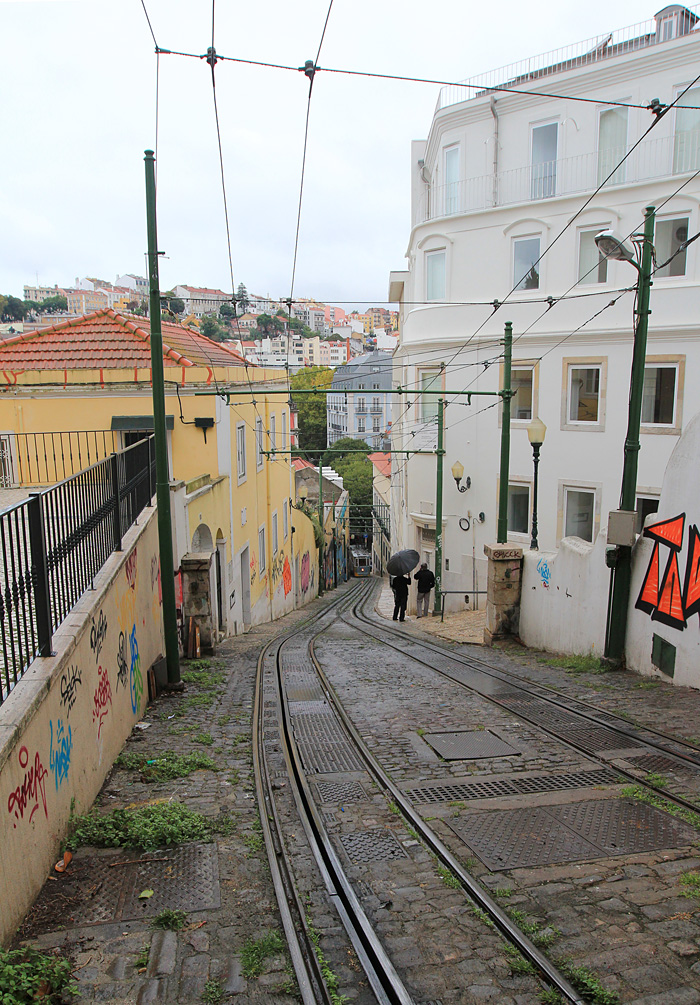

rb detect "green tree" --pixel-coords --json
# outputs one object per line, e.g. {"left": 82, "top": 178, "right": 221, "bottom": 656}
{"left": 200, "top": 315, "right": 226, "bottom": 342}
{"left": 36, "top": 295, "right": 68, "bottom": 313}
{"left": 322, "top": 437, "right": 371, "bottom": 467}
{"left": 219, "top": 302, "right": 236, "bottom": 318}
{"left": 290, "top": 366, "right": 333, "bottom": 461}
{"left": 333, "top": 452, "right": 373, "bottom": 538}
{"left": 236, "top": 283, "right": 249, "bottom": 313}
{"left": 0, "top": 296, "right": 29, "bottom": 321}
{"left": 165, "top": 296, "right": 185, "bottom": 315}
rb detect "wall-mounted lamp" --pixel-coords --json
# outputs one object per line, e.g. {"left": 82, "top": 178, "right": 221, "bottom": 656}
{"left": 527, "top": 416, "right": 547, "bottom": 550}
{"left": 451, "top": 460, "right": 471, "bottom": 493}
{"left": 295, "top": 483, "right": 309, "bottom": 510}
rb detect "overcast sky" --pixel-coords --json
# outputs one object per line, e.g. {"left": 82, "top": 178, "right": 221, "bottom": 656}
{"left": 1, "top": 0, "right": 649, "bottom": 308}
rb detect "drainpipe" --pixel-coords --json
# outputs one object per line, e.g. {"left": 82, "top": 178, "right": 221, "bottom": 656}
{"left": 490, "top": 97, "right": 499, "bottom": 207}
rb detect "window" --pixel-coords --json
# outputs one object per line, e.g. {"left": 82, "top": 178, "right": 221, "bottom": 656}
{"left": 358, "top": 417, "right": 365, "bottom": 433}
{"left": 598, "top": 107, "right": 628, "bottom": 185}
{"left": 372, "top": 396, "right": 380, "bottom": 412}
{"left": 259, "top": 526, "right": 266, "bottom": 573}
{"left": 642, "top": 365, "right": 677, "bottom": 425}
{"left": 372, "top": 415, "right": 380, "bottom": 433}
{"left": 564, "top": 488, "right": 595, "bottom": 542}
{"left": 420, "top": 368, "right": 442, "bottom": 421}
{"left": 283, "top": 499, "right": 288, "bottom": 540}
{"left": 357, "top": 397, "right": 366, "bottom": 413}
{"left": 514, "top": 237, "right": 540, "bottom": 290}
{"left": 444, "top": 145, "right": 460, "bottom": 214}
{"left": 272, "top": 512, "right": 278, "bottom": 556}
{"left": 426, "top": 250, "right": 446, "bottom": 301}
{"left": 508, "top": 484, "right": 530, "bottom": 535}
{"left": 255, "top": 417, "right": 264, "bottom": 469}
{"left": 281, "top": 410, "right": 287, "bottom": 448}
{"left": 674, "top": 86, "right": 700, "bottom": 173}
{"left": 655, "top": 218, "right": 689, "bottom": 278}
{"left": 510, "top": 368, "right": 533, "bottom": 420}
{"left": 568, "top": 366, "right": 600, "bottom": 423}
{"left": 636, "top": 495, "right": 659, "bottom": 534}
{"left": 531, "top": 122, "right": 558, "bottom": 198}
{"left": 270, "top": 414, "right": 276, "bottom": 456}
{"left": 236, "top": 423, "right": 246, "bottom": 481}
{"left": 578, "top": 230, "right": 608, "bottom": 284}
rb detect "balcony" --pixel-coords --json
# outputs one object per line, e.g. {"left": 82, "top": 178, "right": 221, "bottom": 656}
{"left": 417, "top": 132, "right": 700, "bottom": 224}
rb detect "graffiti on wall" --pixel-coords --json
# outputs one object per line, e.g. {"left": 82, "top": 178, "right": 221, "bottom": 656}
{"left": 92, "top": 665, "right": 113, "bottom": 740}
{"left": 271, "top": 551, "right": 285, "bottom": 587}
{"left": 282, "top": 555, "right": 292, "bottom": 596}
{"left": 125, "top": 548, "right": 138, "bottom": 590}
{"left": 90, "top": 610, "right": 108, "bottom": 662}
{"left": 116, "top": 632, "right": 128, "bottom": 691}
{"left": 49, "top": 719, "right": 72, "bottom": 790}
{"left": 536, "top": 557, "right": 551, "bottom": 589}
{"left": 250, "top": 549, "right": 257, "bottom": 585}
{"left": 7, "top": 746, "right": 48, "bottom": 828}
{"left": 129, "top": 625, "right": 143, "bottom": 713}
{"left": 116, "top": 545, "right": 141, "bottom": 713}
{"left": 635, "top": 514, "right": 700, "bottom": 631}
{"left": 300, "top": 551, "right": 313, "bottom": 594}
{"left": 60, "top": 665, "right": 82, "bottom": 717}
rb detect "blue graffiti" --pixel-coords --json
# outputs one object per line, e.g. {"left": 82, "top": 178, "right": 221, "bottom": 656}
{"left": 129, "top": 625, "right": 143, "bottom": 714}
{"left": 536, "top": 557, "right": 551, "bottom": 589}
{"left": 49, "top": 718, "right": 72, "bottom": 790}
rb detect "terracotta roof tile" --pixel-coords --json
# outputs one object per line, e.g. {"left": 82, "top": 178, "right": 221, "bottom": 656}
{"left": 368, "top": 452, "right": 391, "bottom": 478}
{"left": 0, "top": 308, "right": 249, "bottom": 370}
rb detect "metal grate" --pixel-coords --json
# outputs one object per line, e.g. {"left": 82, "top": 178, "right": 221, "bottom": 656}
{"left": 409, "top": 768, "right": 620, "bottom": 804}
{"left": 316, "top": 781, "right": 367, "bottom": 804}
{"left": 496, "top": 697, "right": 645, "bottom": 753}
{"left": 422, "top": 730, "right": 518, "bottom": 760}
{"left": 449, "top": 798, "right": 698, "bottom": 871}
{"left": 292, "top": 710, "right": 364, "bottom": 773}
{"left": 626, "top": 753, "right": 695, "bottom": 774}
{"left": 288, "top": 699, "right": 329, "bottom": 714}
{"left": 339, "top": 829, "right": 408, "bottom": 864}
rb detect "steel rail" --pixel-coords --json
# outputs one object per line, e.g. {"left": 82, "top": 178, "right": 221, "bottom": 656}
{"left": 306, "top": 578, "right": 587, "bottom": 1005}
{"left": 254, "top": 582, "right": 415, "bottom": 1005}
{"left": 349, "top": 585, "right": 700, "bottom": 819}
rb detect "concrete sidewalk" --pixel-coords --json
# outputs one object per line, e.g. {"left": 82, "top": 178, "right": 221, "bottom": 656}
{"left": 376, "top": 576, "right": 486, "bottom": 644}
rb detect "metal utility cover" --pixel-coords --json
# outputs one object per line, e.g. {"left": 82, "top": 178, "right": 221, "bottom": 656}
{"left": 423, "top": 729, "right": 518, "bottom": 760}
{"left": 292, "top": 710, "right": 364, "bottom": 773}
{"left": 339, "top": 828, "right": 408, "bottom": 864}
{"left": 315, "top": 781, "right": 367, "bottom": 804}
{"left": 449, "top": 798, "right": 697, "bottom": 871}
{"left": 409, "top": 767, "right": 619, "bottom": 804}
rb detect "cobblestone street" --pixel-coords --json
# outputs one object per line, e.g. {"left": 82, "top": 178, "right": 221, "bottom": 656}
{"left": 14, "top": 578, "right": 700, "bottom": 1004}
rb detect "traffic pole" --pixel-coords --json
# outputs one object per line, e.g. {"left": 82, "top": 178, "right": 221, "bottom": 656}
{"left": 144, "top": 149, "right": 181, "bottom": 686}
{"left": 497, "top": 322, "right": 513, "bottom": 544}
{"left": 433, "top": 396, "right": 445, "bottom": 615}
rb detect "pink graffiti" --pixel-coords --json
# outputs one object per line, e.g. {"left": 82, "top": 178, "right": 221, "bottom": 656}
{"left": 151, "top": 554, "right": 162, "bottom": 604}
{"left": 300, "top": 551, "right": 310, "bottom": 593}
{"left": 7, "top": 746, "right": 49, "bottom": 828}
{"left": 125, "top": 548, "right": 138, "bottom": 590}
{"left": 92, "top": 665, "right": 113, "bottom": 739}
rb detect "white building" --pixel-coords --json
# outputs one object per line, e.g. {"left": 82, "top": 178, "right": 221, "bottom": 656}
{"left": 327, "top": 351, "right": 393, "bottom": 448}
{"left": 389, "top": 5, "right": 700, "bottom": 609}
{"left": 173, "top": 285, "right": 231, "bottom": 319}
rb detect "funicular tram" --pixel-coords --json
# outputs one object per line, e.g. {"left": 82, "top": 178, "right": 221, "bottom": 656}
{"left": 348, "top": 545, "right": 372, "bottom": 577}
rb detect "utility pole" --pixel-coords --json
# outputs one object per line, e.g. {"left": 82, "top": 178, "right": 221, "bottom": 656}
{"left": 606, "top": 206, "right": 655, "bottom": 663}
{"left": 497, "top": 322, "right": 513, "bottom": 544}
{"left": 433, "top": 396, "right": 445, "bottom": 615}
{"left": 144, "top": 150, "right": 181, "bottom": 686}
{"left": 318, "top": 462, "right": 324, "bottom": 596}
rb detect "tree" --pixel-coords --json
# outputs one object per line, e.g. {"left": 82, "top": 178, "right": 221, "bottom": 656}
{"left": 322, "top": 437, "right": 371, "bottom": 467}
{"left": 0, "top": 296, "right": 29, "bottom": 321}
{"left": 333, "top": 452, "right": 373, "bottom": 539}
{"left": 200, "top": 315, "right": 226, "bottom": 342}
{"left": 168, "top": 297, "right": 185, "bottom": 315}
{"left": 256, "top": 312, "right": 286, "bottom": 335}
{"left": 219, "top": 302, "right": 236, "bottom": 318}
{"left": 236, "top": 283, "right": 249, "bottom": 313}
{"left": 35, "top": 295, "right": 67, "bottom": 314}
{"left": 290, "top": 366, "right": 333, "bottom": 461}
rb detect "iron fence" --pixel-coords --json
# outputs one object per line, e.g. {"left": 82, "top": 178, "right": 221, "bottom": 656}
{"left": 0, "top": 430, "right": 124, "bottom": 488}
{"left": 0, "top": 436, "right": 155, "bottom": 703}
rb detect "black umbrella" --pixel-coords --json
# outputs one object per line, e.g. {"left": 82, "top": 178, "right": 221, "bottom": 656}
{"left": 386, "top": 549, "right": 420, "bottom": 576}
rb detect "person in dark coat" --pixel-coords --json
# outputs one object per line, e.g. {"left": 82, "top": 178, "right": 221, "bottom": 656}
{"left": 391, "top": 574, "right": 410, "bottom": 622}
{"left": 414, "top": 562, "right": 435, "bottom": 618}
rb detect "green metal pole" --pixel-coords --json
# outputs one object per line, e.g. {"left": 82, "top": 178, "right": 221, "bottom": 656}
{"left": 144, "top": 149, "right": 181, "bottom": 686}
{"left": 433, "top": 397, "right": 445, "bottom": 615}
{"left": 497, "top": 323, "right": 513, "bottom": 544}
{"left": 318, "top": 463, "right": 324, "bottom": 596}
{"left": 606, "top": 205, "right": 655, "bottom": 664}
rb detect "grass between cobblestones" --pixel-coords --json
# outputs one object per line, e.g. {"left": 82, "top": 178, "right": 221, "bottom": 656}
{"left": 240, "top": 930, "right": 285, "bottom": 979}
{"left": 621, "top": 783, "right": 700, "bottom": 830}
{"left": 306, "top": 918, "right": 349, "bottom": 1005}
{"left": 0, "top": 946, "right": 77, "bottom": 1003}
{"left": 114, "top": 749, "right": 218, "bottom": 780}
{"left": 538, "top": 654, "right": 611, "bottom": 674}
{"left": 65, "top": 800, "right": 234, "bottom": 851}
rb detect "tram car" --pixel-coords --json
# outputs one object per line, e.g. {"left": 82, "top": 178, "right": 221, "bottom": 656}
{"left": 349, "top": 546, "right": 372, "bottom": 577}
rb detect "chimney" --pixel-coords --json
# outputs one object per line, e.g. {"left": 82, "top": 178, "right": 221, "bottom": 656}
{"left": 346, "top": 337, "right": 350, "bottom": 360}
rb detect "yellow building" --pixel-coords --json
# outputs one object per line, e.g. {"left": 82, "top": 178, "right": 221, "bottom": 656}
{"left": 0, "top": 308, "right": 318, "bottom": 634}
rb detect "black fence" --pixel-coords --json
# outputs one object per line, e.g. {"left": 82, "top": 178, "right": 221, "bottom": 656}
{"left": 0, "top": 436, "right": 156, "bottom": 704}
{"left": 0, "top": 430, "right": 125, "bottom": 488}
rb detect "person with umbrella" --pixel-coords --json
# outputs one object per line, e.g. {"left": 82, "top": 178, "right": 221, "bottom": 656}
{"left": 386, "top": 549, "right": 420, "bottom": 623}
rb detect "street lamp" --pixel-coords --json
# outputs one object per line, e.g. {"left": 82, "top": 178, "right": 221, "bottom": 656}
{"left": 527, "top": 416, "right": 546, "bottom": 550}
{"left": 451, "top": 460, "right": 471, "bottom": 493}
{"left": 594, "top": 207, "right": 655, "bottom": 664}
{"left": 295, "top": 482, "right": 308, "bottom": 509}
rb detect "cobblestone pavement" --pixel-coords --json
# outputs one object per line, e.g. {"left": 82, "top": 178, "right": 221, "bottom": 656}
{"left": 311, "top": 582, "right": 700, "bottom": 1004}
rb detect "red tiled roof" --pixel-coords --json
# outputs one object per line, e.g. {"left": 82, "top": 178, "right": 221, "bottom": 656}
{"left": 292, "top": 457, "right": 316, "bottom": 471}
{"left": 368, "top": 452, "right": 390, "bottom": 478}
{"left": 0, "top": 308, "right": 249, "bottom": 369}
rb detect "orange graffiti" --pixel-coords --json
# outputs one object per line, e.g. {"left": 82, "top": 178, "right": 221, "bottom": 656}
{"left": 282, "top": 555, "right": 292, "bottom": 596}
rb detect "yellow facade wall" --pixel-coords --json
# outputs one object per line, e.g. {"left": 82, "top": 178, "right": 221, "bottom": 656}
{"left": 292, "top": 507, "right": 319, "bottom": 607}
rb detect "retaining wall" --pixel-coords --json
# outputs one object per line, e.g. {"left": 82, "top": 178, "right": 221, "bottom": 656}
{"left": 0, "top": 507, "right": 164, "bottom": 944}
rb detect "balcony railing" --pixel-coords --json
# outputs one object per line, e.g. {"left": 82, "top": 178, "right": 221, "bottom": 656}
{"left": 417, "top": 132, "right": 700, "bottom": 223}
{"left": 0, "top": 430, "right": 125, "bottom": 488}
{"left": 0, "top": 437, "right": 155, "bottom": 703}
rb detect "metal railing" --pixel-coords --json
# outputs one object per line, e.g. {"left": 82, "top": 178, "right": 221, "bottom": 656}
{"left": 436, "top": 7, "right": 700, "bottom": 110}
{"left": 0, "top": 430, "right": 124, "bottom": 488}
{"left": 417, "top": 133, "right": 700, "bottom": 223}
{"left": 0, "top": 436, "right": 155, "bottom": 704}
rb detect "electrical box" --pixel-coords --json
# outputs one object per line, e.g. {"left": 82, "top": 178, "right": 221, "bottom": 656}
{"left": 607, "top": 509, "right": 637, "bottom": 547}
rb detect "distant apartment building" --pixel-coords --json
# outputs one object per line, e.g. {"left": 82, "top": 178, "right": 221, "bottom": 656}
{"left": 116, "top": 274, "right": 149, "bottom": 298}
{"left": 324, "top": 304, "right": 347, "bottom": 326}
{"left": 174, "top": 285, "right": 231, "bottom": 319}
{"left": 291, "top": 301, "right": 326, "bottom": 334}
{"left": 327, "top": 350, "right": 392, "bottom": 447}
{"left": 23, "top": 284, "right": 66, "bottom": 302}
{"left": 66, "top": 288, "right": 110, "bottom": 314}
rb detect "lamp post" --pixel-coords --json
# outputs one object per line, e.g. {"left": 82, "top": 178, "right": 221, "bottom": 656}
{"left": 595, "top": 206, "right": 655, "bottom": 664}
{"left": 527, "top": 417, "right": 546, "bottom": 550}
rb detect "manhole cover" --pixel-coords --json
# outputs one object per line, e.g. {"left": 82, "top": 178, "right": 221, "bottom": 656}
{"left": 449, "top": 798, "right": 697, "bottom": 871}
{"left": 423, "top": 730, "right": 518, "bottom": 760}
{"left": 410, "top": 768, "right": 619, "bottom": 804}
{"left": 288, "top": 699, "right": 329, "bottom": 714}
{"left": 292, "top": 711, "right": 364, "bottom": 773}
{"left": 626, "top": 753, "right": 695, "bottom": 774}
{"left": 21, "top": 843, "right": 220, "bottom": 931}
{"left": 339, "top": 829, "right": 408, "bottom": 864}
{"left": 287, "top": 687, "right": 326, "bottom": 702}
{"left": 496, "top": 698, "right": 645, "bottom": 753}
{"left": 316, "top": 781, "right": 366, "bottom": 804}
